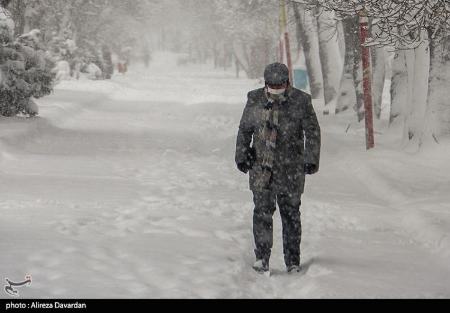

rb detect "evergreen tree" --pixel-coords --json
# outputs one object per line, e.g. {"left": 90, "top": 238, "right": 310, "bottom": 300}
{"left": 0, "top": 3, "right": 55, "bottom": 117}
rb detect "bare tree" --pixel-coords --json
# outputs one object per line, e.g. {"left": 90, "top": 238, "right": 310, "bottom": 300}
{"left": 292, "top": 2, "right": 324, "bottom": 99}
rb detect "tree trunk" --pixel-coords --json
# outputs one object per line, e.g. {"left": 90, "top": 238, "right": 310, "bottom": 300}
{"left": 390, "top": 50, "right": 408, "bottom": 126}
{"left": 353, "top": 26, "right": 364, "bottom": 122}
{"left": 213, "top": 42, "right": 218, "bottom": 69}
{"left": 336, "top": 16, "right": 358, "bottom": 114}
{"left": 292, "top": 3, "right": 323, "bottom": 99}
{"left": 232, "top": 40, "right": 250, "bottom": 78}
{"left": 370, "top": 23, "right": 387, "bottom": 120}
{"left": 371, "top": 47, "right": 386, "bottom": 119}
{"left": 248, "top": 38, "right": 271, "bottom": 79}
{"left": 316, "top": 9, "right": 343, "bottom": 112}
{"left": 233, "top": 38, "right": 269, "bottom": 79}
{"left": 427, "top": 34, "right": 450, "bottom": 137}
{"left": 403, "top": 32, "right": 431, "bottom": 148}
{"left": 8, "top": 0, "right": 26, "bottom": 35}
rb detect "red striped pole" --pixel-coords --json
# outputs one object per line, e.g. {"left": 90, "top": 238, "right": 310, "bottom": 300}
{"left": 359, "top": 12, "right": 375, "bottom": 150}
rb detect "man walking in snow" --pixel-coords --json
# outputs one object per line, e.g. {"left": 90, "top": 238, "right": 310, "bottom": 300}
{"left": 235, "top": 63, "right": 321, "bottom": 274}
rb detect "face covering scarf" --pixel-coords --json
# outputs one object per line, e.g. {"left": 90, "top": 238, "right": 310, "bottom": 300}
{"left": 267, "top": 87, "right": 286, "bottom": 95}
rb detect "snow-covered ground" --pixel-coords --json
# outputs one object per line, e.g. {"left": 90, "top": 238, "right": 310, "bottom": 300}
{"left": 1, "top": 52, "right": 450, "bottom": 299}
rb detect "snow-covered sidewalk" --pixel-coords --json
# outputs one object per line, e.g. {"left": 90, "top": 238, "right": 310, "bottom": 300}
{"left": 1, "top": 53, "right": 450, "bottom": 298}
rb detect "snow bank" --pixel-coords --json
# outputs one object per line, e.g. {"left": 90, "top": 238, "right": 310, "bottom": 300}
{"left": 317, "top": 108, "right": 450, "bottom": 264}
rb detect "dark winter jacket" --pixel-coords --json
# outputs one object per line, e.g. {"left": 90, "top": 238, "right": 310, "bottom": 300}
{"left": 235, "top": 87, "right": 321, "bottom": 194}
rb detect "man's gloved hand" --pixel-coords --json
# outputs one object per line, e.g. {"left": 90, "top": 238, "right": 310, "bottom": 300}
{"left": 237, "top": 147, "right": 256, "bottom": 174}
{"left": 304, "top": 163, "right": 317, "bottom": 175}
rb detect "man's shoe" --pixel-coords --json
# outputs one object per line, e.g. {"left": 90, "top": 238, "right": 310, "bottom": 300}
{"left": 287, "top": 265, "right": 302, "bottom": 273}
{"left": 253, "top": 259, "right": 270, "bottom": 274}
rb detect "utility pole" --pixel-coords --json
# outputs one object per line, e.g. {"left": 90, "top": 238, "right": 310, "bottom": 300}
{"left": 279, "top": 0, "right": 293, "bottom": 84}
{"left": 359, "top": 11, "right": 375, "bottom": 150}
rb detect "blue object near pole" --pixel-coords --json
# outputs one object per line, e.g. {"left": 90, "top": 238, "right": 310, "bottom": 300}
{"left": 293, "top": 69, "right": 309, "bottom": 91}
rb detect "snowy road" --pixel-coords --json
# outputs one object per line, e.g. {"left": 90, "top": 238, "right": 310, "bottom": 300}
{"left": 1, "top": 53, "right": 450, "bottom": 298}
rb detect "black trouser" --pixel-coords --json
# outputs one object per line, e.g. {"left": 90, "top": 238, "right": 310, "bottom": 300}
{"left": 252, "top": 190, "right": 302, "bottom": 267}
